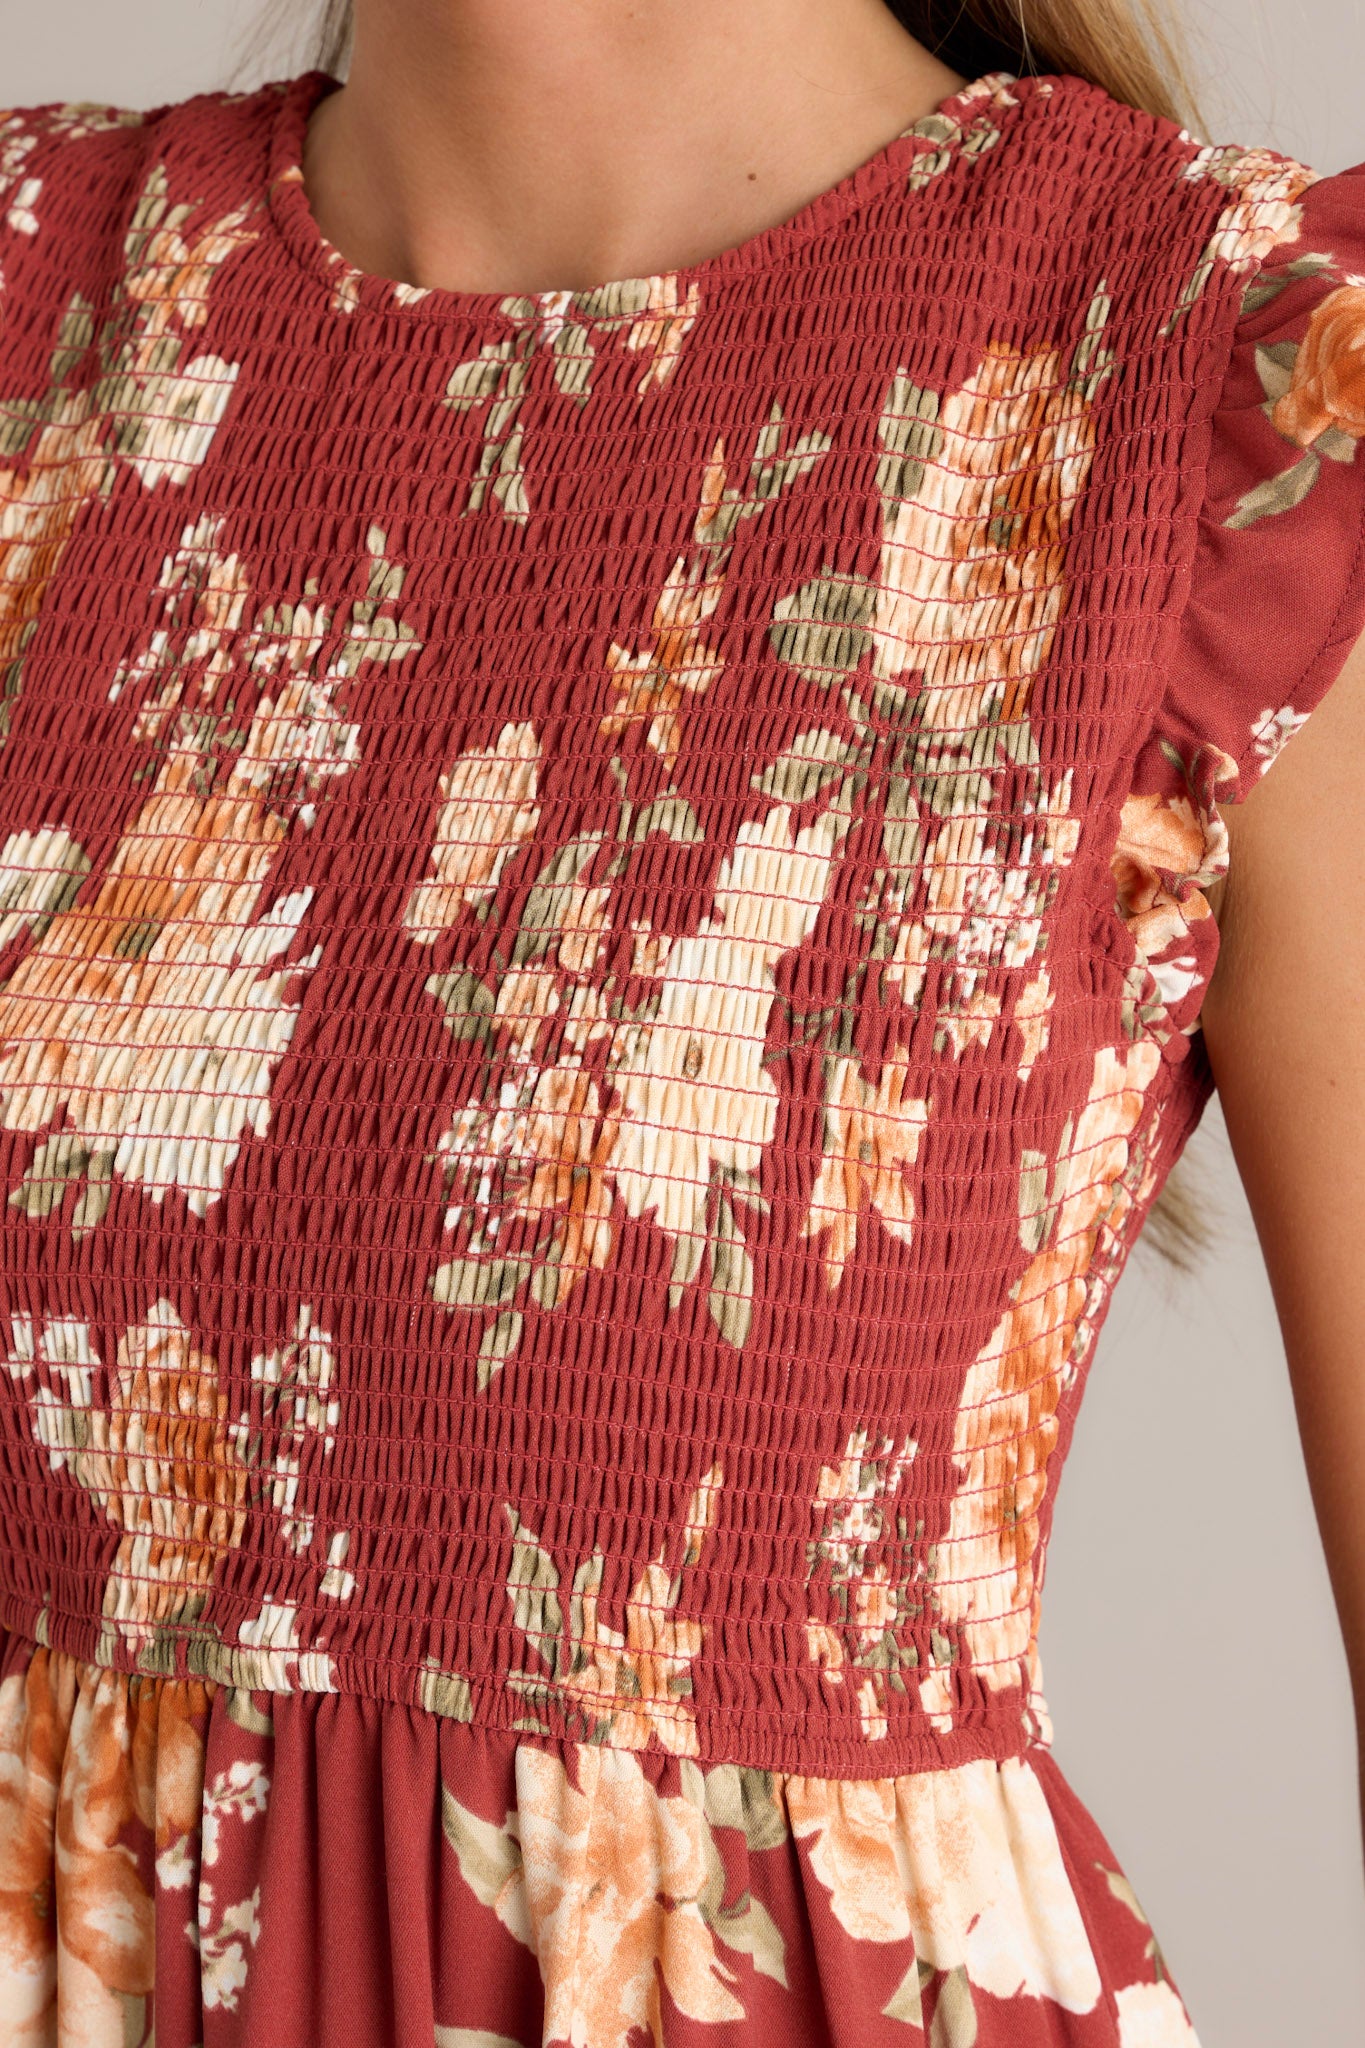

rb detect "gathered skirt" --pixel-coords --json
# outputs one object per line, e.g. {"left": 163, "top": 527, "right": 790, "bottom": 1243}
{"left": 0, "top": 1625, "right": 1202, "bottom": 2047}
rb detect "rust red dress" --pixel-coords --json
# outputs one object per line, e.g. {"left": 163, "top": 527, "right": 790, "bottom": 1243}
{"left": 0, "top": 61, "right": 1362, "bottom": 2048}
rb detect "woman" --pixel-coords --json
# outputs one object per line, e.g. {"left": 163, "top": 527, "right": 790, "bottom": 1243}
{"left": 0, "top": 0, "right": 1359, "bottom": 2041}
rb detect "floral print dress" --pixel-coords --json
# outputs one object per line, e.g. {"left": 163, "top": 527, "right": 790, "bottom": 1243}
{"left": 0, "top": 62, "right": 1361, "bottom": 2048}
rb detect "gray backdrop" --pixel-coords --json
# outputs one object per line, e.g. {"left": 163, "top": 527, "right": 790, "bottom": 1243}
{"left": 4, "top": 2, "right": 1363, "bottom": 2040}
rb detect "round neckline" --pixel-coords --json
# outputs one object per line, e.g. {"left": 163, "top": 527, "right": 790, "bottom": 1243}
{"left": 263, "top": 63, "right": 1042, "bottom": 333}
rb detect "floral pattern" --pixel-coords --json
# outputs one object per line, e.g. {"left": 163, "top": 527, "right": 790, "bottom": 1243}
{"left": 411, "top": 403, "right": 839, "bottom": 1371}
{"left": 924, "top": 1039, "right": 1164, "bottom": 1722}
{"left": 0, "top": 1626, "right": 1197, "bottom": 2046}
{"left": 500, "top": 1463, "right": 724, "bottom": 1753}
{"left": 804, "top": 1429, "right": 923, "bottom": 1739}
{"left": 0, "top": 146, "right": 260, "bottom": 742}
{"left": 2, "top": 1299, "right": 352, "bottom": 1684}
{"left": 443, "top": 276, "right": 703, "bottom": 522}
{"left": 0, "top": 516, "right": 419, "bottom": 1229}
{"left": 1111, "top": 170, "right": 1365, "bottom": 1044}
{"left": 0, "top": 60, "right": 1361, "bottom": 2048}
{"left": 0, "top": 103, "right": 144, "bottom": 240}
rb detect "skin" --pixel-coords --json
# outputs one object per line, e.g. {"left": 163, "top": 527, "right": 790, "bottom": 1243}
{"left": 301, "top": 0, "right": 968, "bottom": 296}
{"left": 305, "top": 0, "right": 1365, "bottom": 1868}
{"left": 1203, "top": 629, "right": 1365, "bottom": 1872}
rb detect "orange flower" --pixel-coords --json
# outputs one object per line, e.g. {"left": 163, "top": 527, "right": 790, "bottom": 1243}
{"left": 510, "top": 1064, "right": 617, "bottom": 1310}
{"left": 1110, "top": 789, "right": 1213, "bottom": 959}
{"left": 445, "top": 1742, "right": 751, "bottom": 2048}
{"left": 23, "top": 1303, "right": 250, "bottom": 1666}
{"left": 0, "top": 1649, "right": 70, "bottom": 2039}
{"left": 599, "top": 563, "right": 725, "bottom": 771}
{"left": 403, "top": 721, "right": 541, "bottom": 941}
{"left": 0, "top": 399, "right": 112, "bottom": 716}
{"left": 786, "top": 1753, "right": 1105, "bottom": 2009}
{"left": 623, "top": 273, "right": 703, "bottom": 396}
{"left": 872, "top": 332, "right": 1100, "bottom": 723}
{"left": 929, "top": 1040, "right": 1162, "bottom": 1708}
{"left": 804, "top": 1050, "right": 931, "bottom": 1286}
{"left": 0, "top": 747, "right": 307, "bottom": 1219}
{"left": 1272, "top": 284, "right": 1365, "bottom": 448}
{"left": 0, "top": 1651, "right": 215, "bottom": 2041}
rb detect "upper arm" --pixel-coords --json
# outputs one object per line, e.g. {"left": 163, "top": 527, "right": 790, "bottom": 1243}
{"left": 1200, "top": 622, "right": 1365, "bottom": 1717}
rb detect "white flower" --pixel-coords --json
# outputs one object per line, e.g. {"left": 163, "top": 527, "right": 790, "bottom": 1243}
{"left": 1115, "top": 1978, "right": 1201, "bottom": 2046}
{"left": 1248, "top": 701, "right": 1310, "bottom": 769}
{"left": 609, "top": 799, "right": 848, "bottom": 1250}
{"left": 120, "top": 355, "right": 241, "bottom": 489}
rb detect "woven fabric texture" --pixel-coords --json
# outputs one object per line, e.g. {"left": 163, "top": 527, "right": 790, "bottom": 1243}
{"left": 0, "top": 61, "right": 1361, "bottom": 2046}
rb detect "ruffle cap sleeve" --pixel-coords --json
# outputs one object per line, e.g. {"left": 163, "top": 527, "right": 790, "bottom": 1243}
{"left": 1109, "top": 157, "right": 1365, "bottom": 1045}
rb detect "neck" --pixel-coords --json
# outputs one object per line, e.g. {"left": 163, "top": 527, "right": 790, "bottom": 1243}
{"left": 301, "top": 0, "right": 968, "bottom": 297}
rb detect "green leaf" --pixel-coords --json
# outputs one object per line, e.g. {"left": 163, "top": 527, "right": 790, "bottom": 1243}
{"left": 568, "top": 1548, "right": 605, "bottom": 1660}
{"left": 1098, "top": 1860, "right": 1150, "bottom": 1923}
{"left": 439, "top": 1783, "right": 524, "bottom": 1908}
{"left": 709, "top": 1890, "right": 789, "bottom": 1985}
{"left": 1018, "top": 1165, "right": 1052, "bottom": 1253}
{"left": 880, "top": 775, "right": 922, "bottom": 874}
{"left": 417, "top": 1657, "right": 475, "bottom": 1722}
{"left": 222, "top": 1685, "right": 275, "bottom": 1738}
{"left": 425, "top": 968, "right": 498, "bottom": 1046}
{"left": 667, "top": 1225, "right": 706, "bottom": 1310}
{"left": 688, "top": 1759, "right": 790, "bottom": 1852}
{"left": 1071, "top": 279, "right": 1117, "bottom": 400}
{"left": 435, "top": 2031, "right": 533, "bottom": 2048}
{"left": 921, "top": 766, "right": 993, "bottom": 822}
{"left": 9, "top": 1131, "right": 92, "bottom": 1220}
{"left": 528, "top": 1241, "right": 567, "bottom": 1311}
{"left": 876, "top": 371, "right": 944, "bottom": 504}
{"left": 630, "top": 793, "right": 704, "bottom": 845}
{"left": 1316, "top": 424, "right": 1359, "bottom": 464}
{"left": 749, "top": 432, "right": 834, "bottom": 507}
{"left": 883, "top": 1956, "right": 926, "bottom": 2026}
{"left": 512, "top": 834, "right": 604, "bottom": 966}
{"left": 1241, "top": 251, "right": 1335, "bottom": 318}
{"left": 752, "top": 397, "right": 786, "bottom": 469}
{"left": 444, "top": 347, "right": 511, "bottom": 408}
{"left": 750, "top": 728, "right": 852, "bottom": 805}
{"left": 573, "top": 275, "right": 656, "bottom": 323}
{"left": 707, "top": 1191, "right": 754, "bottom": 1349}
{"left": 49, "top": 293, "right": 96, "bottom": 384}
{"left": 504, "top": 1506, "right": 564, "bottom": 1675}
{"left": 135, "top": 1632, "right": 179, "bottom": 1677}
{"left": 549, "top": 321, "right": 595, "bottom": 401}
{"left": 929, "top": 1963, "right": 979, "bottom": 2046}
{"left": 1225, "top": 447, "right": 1321, "bottom": 529}
{"left": 770, "top": 573, "right": 875, "bottom": 687}
{"left": 0, "top": 392, "right": 58, "bottom": 461}
{"left": 476, "top": 1311, "right": 524, "bottom": 1388}
{"left": 69, "top": 1155, "right": 113, "bottom": 1243}
{"left": 431, "top": 1256, "right": 532, "bottom": 1312}
{"left": 364, "top": 554, "right": 407, "bottom": 606}
{"left": 111, "top": 917, "right": 161, "bottom": 961}
{"left": 1254, "top": 340, "right": 1297, "bottom": 401}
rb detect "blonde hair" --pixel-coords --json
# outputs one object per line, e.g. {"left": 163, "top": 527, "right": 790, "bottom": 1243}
{"left": 234, "top": 0, "right": 1217, "bottom": 1270}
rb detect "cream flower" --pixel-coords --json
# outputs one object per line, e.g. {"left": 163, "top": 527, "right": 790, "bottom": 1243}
{"left": 443, "top": 1742, "right": 757, "bottom": 2047}
{"left": 1115, "top": 1978, "right": 1202, "bottom": 2046}
{"left": 929, "top": 1039, "right": 1163, "bottom": 1705}
{"left": 404, "top": 721, "right": 541, "bottom": 942}
{"left": 609, "top": 798, "right": 848, "bottom": 1251}
{"left": 787, "top": 1754, "right": 1103, "bottom": 2010}
{"left": 871, "top": 335, "right": 1099, "bottom": 725}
